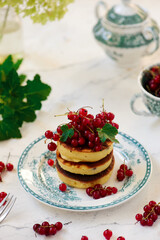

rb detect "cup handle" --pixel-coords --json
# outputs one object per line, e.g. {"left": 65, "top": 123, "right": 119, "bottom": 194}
{"left": 95, "top": 1, "right": 108, "bottom": 19}
{"left": 143, "top": 26, "right": 159, "bottom": 55}
{"left": 130, "top": 93, "right": 153, "bottom": 116}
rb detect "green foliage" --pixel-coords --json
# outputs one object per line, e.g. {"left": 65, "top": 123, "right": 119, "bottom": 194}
{"left": 97, "top": 123, "right": 119, "bottom": 144}
{"left": 0, "top": 0, "right": 74, "bottom": 24}
{"left": 60, "top": 125, "right": 74, "bottom": 142}
{"left": 0, "top": 55, "right": 51, "bottom": 140}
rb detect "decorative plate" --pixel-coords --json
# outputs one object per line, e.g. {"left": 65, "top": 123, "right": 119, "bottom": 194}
{"left": 18, "top": 132, "right": 152, "bottom": 211}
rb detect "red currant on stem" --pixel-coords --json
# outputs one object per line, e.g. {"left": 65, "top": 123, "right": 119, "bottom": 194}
{"left": 45, "top": 130, "right": 53, "bottom": 139}
{"left": 6, "top": 163, "right": 14, "bottom": 171}
{"left": 55, "top": 221, "right": 63, "bottom": 230}
{"left": 47, "top": 142, "right": 57, "bottom": 151}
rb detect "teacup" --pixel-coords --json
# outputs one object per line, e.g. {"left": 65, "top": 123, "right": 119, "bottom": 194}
{"left": 131, "top": 64, "right": 160, "bottom": 117}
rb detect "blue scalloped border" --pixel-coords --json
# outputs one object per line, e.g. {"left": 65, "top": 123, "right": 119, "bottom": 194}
{"left": 17, "top": 132, "right": 152, "bottom": 211}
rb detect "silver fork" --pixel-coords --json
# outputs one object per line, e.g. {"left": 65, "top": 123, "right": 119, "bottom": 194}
{"left": 0, "top": 193, "right": 17, "bottom": 223}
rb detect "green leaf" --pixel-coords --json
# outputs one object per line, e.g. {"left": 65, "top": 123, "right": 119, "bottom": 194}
{"left": 97, "top": 123, "right": 119, "bottom": 144}
{"left": 24, "top": 74, "right": 51, "bottom": 110}
{"left": 60, "top": 125, "right": 74, "bottom": 142}
{"left": 0, "top": 55, "right": 51, "bottom": 141}
{"left": 0, "top": 118, "right": 21, "bottom": 141}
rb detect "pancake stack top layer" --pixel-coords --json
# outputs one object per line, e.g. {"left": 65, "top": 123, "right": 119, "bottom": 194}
{"left": 45, "top": 107, "right": 119, "bottom": 189}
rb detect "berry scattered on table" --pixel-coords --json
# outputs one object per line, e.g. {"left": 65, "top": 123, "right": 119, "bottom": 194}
{"left": 86, "top": 184, "right": 118, "bottom": 199}
{"left": 103, "top": 229, "right": 112, "bottom": 239}
{"left": 81, "top": 236, "right": 88, "bottom": 240}
{"left": 6, "top": 163, "right": 14, "bottom": 171}
{"left": 33, "top": 221, "right": 63, "bottom": 236}
{"left": 117, "top": 237, "right": 125, "bottom": 240}
{"left": 0, "top": 191, "right": 7, "bottom": 204}
{"left": 135, "top": 200, "right": 160, "bottom": 226}
{"left": 0, "top": 160, "right": 14, "bottom": 182}
{"left": 117, "top": 164, "right": 133, "bottom": 181}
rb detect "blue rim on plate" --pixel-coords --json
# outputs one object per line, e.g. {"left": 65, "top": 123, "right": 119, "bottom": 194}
{"left": 17, "top": 132, "right": 152, "bottom": 211}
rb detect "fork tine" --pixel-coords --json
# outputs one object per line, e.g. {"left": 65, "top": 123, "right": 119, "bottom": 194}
{"left": 0, "top": 193, "right": 10, "bottom": 208}
{"left": 0, "top": 194, "right": 13, "bottom": 215}
{"left": 0, "top": 197, "right": 16, "bottom": 224}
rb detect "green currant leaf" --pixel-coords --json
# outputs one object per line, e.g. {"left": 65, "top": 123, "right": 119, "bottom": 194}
{"left": 60, "top": 125, "right": 74, "bottom": 142}
{"left": 97, "top": 123, "right": 119, "bottom": 144}
{"left": 0, "top": 118, "right": 21, "bottom": 141}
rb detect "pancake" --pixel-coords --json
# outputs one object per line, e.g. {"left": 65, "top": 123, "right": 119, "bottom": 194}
{"left": 56, "top": 150, "right": 113, "bottom": 175}
{"left": 57, "top": 140, "right": 113, "bottom": 162}
{"left": 55, "top": 156, "right": 115, "bottom": 188}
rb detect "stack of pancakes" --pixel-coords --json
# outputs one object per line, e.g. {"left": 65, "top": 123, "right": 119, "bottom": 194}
{"left": 55, "top": 140, "right": 115, "bottom": 188}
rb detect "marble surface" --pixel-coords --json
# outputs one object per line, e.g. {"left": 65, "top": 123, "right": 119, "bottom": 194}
{"left": 0, "top": 0, "right": 160, "bottom": 239}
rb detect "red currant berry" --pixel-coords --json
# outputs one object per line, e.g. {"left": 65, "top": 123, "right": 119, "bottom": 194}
{"left": 93, "top": 118, "right": 102, "bottom": 127}
{"left": 59, "top": 183, "right": 67, "bottom": 192}
{"left": 0, "top": 192, "right": 7, "bottom": 198}
{"left": 92, "top": 190, "right": 101, "bottom": 199}
{"left": 47, "top": 159, "right": 54, "bottom": 167}
{"left": 135, "top": 213, "right": 143, "bottom": 221}
{"left": 120, "top": 164, "right": 128, "bottom": 171}
{"left": 106, "top": 112, "right": 115, "bottom": 121}
{"left": 117, "top": 237, "right": 125, "bottom": 240}
{"left": 112, "top": 187, "right": 118, "bottom": 194}
{"left": 143, "top": 205, "right": 151, "bottom": 213}
{"left": 99, "top": 188, "right": 107, "bottom": 197}
{"left": 78, "top": 137, "right": 85, "bottom": 146}
{"left": 52, "top": 133, "right": 59, "bottom": 141}
{"left": 94, "top": 184, "right": 102, "bottom": 189}
{"left": 67, "top": 111, "right": 75, "bottom": 120}
{"left": 57, "top": 126, "right": 62, "bottom": 135}
{"left": 49, "top": 225, "right": 57, "bottom": 235}
{"left": 149, "top": 200, "right": 156, "bottom": 207}
{"left": 140, "top": 219, "right": 147, "bottom": 226}
{"left": 112, "top": 122, "right": 119, "bottom": 129}
{"left": 95, "top": 145, "right": 102, "bottom": 152}
{"left": 71, "top": 139, "right": 78, "bottom": 147}
{"left": 88, "top": 141, "right": 94, "bottom": 148}
{"left": 42, "top": 221, "right": 49, "bottom": 227}
{"left": 103, "top": 229, "right": 112, "bottom": 239}
{"left": 33, "top": 223, "right": 40, "bottom": 232}
{"left": 0, "top": 161, "right": 5, "bottom": 169}
{"left": 154, "top": 205, "right": 160, "bottom": 215}
{"left": 79, "top": 108, "right": 88, "bottom": 116}
{"left": 95, "top": 137, "right": 100, "bottom": 144}
{"left": 117, "top": 171, "right": 125, "bottom": 181}
{"left": 86, "top": 187, "right": 94, "bottom": 196}
{"left": 81, "top": 236, "right": 88, "bottom": 240}
{"left": 37, "top": 226, "right": 46, "bottom": 235}
{"left": 125, "top": 169, "right": 133, "bottom": 177}
{"left": 73, "top": 131, "right": 79, "bottom": 139}
{"left": 147, "top": 218, "right": 153, "bottom": 226}
{"left": 45, "top": 130, "right": 53, "bottom": 139}
{"left": 6, "top": 163, "right": 14, "bottom": 171}
{"left": 87, "top": 114, "right": 94, "bottom": 119}
{"left": 55, "top": 221, "right": 63, "bottom": 230}
{"left": 150, "top": 213, "right": 158, "bottom": 222}
{"left": 47, "top": 142, "right": 57, "bottom": 151}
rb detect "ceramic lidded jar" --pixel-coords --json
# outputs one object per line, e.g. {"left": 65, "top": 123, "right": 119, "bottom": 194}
{"left": 93, "top": 0, "right": 160, "bottom": 66}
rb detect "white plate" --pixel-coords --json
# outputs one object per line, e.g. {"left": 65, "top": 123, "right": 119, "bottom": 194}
{"left": 18, "top": 132, "right": 152, "bottom": 211}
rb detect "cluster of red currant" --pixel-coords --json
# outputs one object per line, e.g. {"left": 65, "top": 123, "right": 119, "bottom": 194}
{"left": 0, "top": 161, "right": 14, "bottom": 182}
{"left": 103, "top": 229, "right": 125, "bottom": 240}
{"left": 33, "top": 221, "right": 63, "bottom": 236}
{"left": 135, "top": 200, "right": 160, "bottom": 226}
{"left": 0, "top": 191, "right": 7, "bottom": 203}
{"left": 144, "top": 66, "right": 160, "bottom": 97}
{"left": 45, "top": 107, "right": 119, "bottom": 152}
{"left": 117, "top": 164, "right": 133, "bottom": 181}
{"left": 86, "top": 184, "right": 118, "bottom": 199}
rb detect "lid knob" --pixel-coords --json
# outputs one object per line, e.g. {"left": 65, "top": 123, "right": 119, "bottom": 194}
{"left": 122, "top": 0, "right": 131, "bottom": 5}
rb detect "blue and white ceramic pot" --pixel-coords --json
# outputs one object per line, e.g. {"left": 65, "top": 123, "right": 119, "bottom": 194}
{"left": 93, "top": 0, "right": 160, "bottom": 66}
